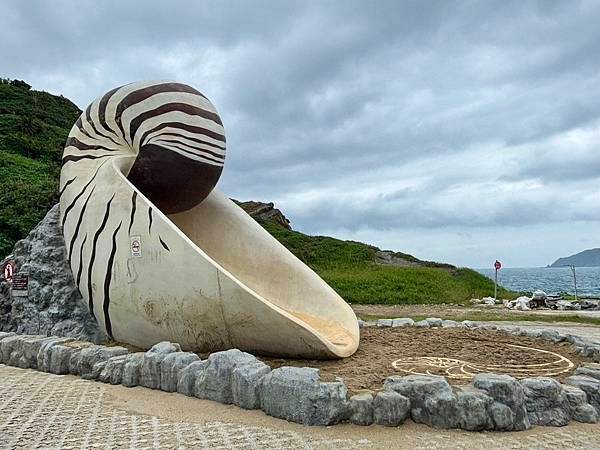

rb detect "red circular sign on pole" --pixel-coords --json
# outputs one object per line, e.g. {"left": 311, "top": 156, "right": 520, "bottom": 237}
{"left": 3, "top": 261, "right": 15, "bottom": 283}
{"left": 494, "top": 260, "right": 502, "bottom": 270}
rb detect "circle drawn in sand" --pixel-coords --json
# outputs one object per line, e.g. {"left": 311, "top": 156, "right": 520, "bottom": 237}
{"left": 391, "top": 344, "right": 574, "bottom": 380}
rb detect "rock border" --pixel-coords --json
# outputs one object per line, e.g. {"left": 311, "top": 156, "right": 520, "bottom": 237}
{"left": 1, "top": 320, "right": 600, "bottom": 430}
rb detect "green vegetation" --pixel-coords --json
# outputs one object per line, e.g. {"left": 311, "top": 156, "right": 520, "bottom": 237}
{"left": 0, "top": 79, "right": 81, "bottom": 256}
{"left": 260, "top": 220, "right": 517, "bottom": 305}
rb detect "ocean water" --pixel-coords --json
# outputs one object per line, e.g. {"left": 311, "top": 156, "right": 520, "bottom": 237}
{"left": 476, "top": 266, "right": 600, "bottom": 296}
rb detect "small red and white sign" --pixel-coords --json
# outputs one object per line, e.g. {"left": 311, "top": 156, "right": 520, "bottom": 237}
{"left": 3, "top": 260, "right": 15, "bottom": 283}
{"left": 494, "top": 260, "right": 502, "bottom": 270}
{"left": 130, "top": 236, "right": 142, "bottom": 258}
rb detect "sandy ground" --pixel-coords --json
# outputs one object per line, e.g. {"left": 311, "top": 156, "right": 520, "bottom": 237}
{"left": 262, "top": 327, "right": 587, "bottom": 392}
{"left": 2, "top": 364, "right": 600, "bottom": 449}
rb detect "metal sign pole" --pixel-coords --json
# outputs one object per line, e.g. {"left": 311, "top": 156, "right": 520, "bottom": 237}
{"left": 494, "top": 268, "right": 498, "bottom": 302}
{"left": 493, "top": 260, "right": 501, "bottom": 302}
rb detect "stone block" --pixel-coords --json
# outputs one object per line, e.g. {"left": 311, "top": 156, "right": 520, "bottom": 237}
{"left": 489, "top": 401, "right": 515, "bottom": 430}
{"left": 392, "top": 318, "right": 414, "bottom": 328}
{"left": 384, "top": 374, "right": 457, "bottom": 428}
{"left": 373, "top": 390, "right": 410, "bottom": 426}
{"left": 566, "top": 375, "right": 600, "bottom": 413}
{"left": 177, "top": 361, "right": 208, "bottom": 396}
{"left": 0, "top": 335, "right": 29, "bottom": 365}
{"left": 90, "top": 361, "right": 107, "bottom": 380}
{"left": 473, "top": 373, "right": 530, "bottom": 431}
{"left": 99, "top": 355, "right": 128, "bottom": 384}
{"left": 414, "top": 320, "right": 430, "bottom": 328}
{"left": 260, "top": 367, "right": 350, "bottom": 426}
{"left": 376, "top": 319, "right": 393, "bottom": 328}
{"left": 195, "top": 349, "right": 258, "bottom": 404}
{"left": 425, "top": 318, "right": 443, "bottom": 327}
{"left": 121, "top": 353, "right": 145, "bottom": 387}
{"left": 455, "top": 386, "right": 494, "bottom": 431}
{"left": 141, "top": 341, "right": 182, "bottom": 389}
{"left": 160, "top": 352, "right": 200, "bottom": 392}
{"left": 572, "top": 403, "right": 599, "bottom": 423}
{"left": 441, "top": 320, "right": 458, "bottom": 328}
{"left": 232, "top": 361, "right": 271, "bottom": 409}
{"left": 77, "top": 345, "right": 128, "bottom": 379}
{"left": 0, "top": 332, "right": 15, "bottom": 342}
{"left": 521, "top": 377, "right": 569, "bottom": 426}
{"left": 539, "top": 329, "right": 564, "bottom": 343}
{"left": 37, "top": 337, "right": 76, "bottom": 372}
{"left": 350, "top": 393, "right": 374, "bottom": 426}
{"left": 48, "top": 344, "right": 82, "bottom": 375}
{"left": 16, "top": 336, "right": 55, "bottom": 369}
{"left": 575, "top": 366, "right": 600, "bottom": 381}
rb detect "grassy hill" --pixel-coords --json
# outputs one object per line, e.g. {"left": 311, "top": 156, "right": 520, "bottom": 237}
{"left": 0, "top": 78, "right": 515, "bottom": 305}
{"left": 0, "top": 79, "right": 81, "bottom": 256}
{"left": 258, "top": 219, "right": 516, "bottom": 304}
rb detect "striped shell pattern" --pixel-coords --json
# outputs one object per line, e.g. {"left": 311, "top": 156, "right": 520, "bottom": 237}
{"left": 59, "top": 81, "right": 359, "bottom": 359}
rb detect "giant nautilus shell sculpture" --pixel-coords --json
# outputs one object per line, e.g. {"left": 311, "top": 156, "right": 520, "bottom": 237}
{"left": 59, "top": 81, "right": 359, "bottom": 358}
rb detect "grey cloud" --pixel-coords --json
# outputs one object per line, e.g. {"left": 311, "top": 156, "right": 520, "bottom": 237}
{"left": 1, "top": 0, "right": 599, "bottom": 266}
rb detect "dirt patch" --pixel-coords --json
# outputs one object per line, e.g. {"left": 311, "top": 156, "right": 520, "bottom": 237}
{"left": 260, "top": 327, "right": 589, "bottom": 393}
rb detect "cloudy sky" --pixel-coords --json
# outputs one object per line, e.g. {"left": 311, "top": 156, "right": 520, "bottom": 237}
{"left": 2, "top": 0, "right": 600, "bottom": 268}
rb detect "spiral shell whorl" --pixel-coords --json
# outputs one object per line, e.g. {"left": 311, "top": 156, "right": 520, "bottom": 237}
{"left": 63, "top": 81, "right": 226, "bottom": 214}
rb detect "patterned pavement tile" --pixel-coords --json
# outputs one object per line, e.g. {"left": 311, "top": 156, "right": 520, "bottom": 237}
{"left": 1, "top": 364, "right": 600, "bottom": 449}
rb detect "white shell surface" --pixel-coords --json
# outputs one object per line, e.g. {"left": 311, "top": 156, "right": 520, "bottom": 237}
{"left": 59, "top": 82, "right": 359, "bottom": 358}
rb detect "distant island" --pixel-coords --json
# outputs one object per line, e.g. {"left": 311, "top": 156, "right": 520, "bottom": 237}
{"left": 549, "top": 248, "right": 600, "bottom": 267}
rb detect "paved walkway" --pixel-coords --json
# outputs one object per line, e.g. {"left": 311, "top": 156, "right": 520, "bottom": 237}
{"left": 1, "top": 364, "right": 600, "bottom": 449}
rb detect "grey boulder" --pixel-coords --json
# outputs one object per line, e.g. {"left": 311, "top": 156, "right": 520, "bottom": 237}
{"left": 566, "top": 375, "right": 600, "bottom": 413}
{"left": 520, "top": 377, "right": 569, "bottom": 427}
{"left": 195, "top": 349, "right": 258, "bottom": 404}
{"left": 425, "top": 318, "right": 443, "bottom": 327}
{"left": 377, "top": 319, "right": 393, "bottom": 328}
{"left": 373, "top": 390, "right": 410, "bottom": 427}
{"left": 572, "top": 403, "right": 599, "bottom": 423}
{"left": 454, "top": 386, "right": 494, "bottom": 431}
{"left": 562, "top": 384, "right": 598, "bottom": 423}
{"left": 575, "top": 364, "right": 600, "bottom": 381}
{"left": 121, "top": 353, "right": 145, "bottom": 387}
{"left": 160, "top": 352, "right": 200, "bottom": 392}
{"left": 77, "top": 345, "right": 129, "bottom": 379}
{"left": 99, "top": 355, "right": 128, "bottom": 384}
{"left": 232, "top": 361, "right": 271, "bottom": 409}
{"left": 0, "top": 331, "right": 15, "bottom": 341}
{"left": 260, "top": 367, "right": 350, "bottom": 426}
{"left": 37, "top": 337, "right": 76, "bottom": 372}
{"left": 177, "top": 361, "right": 208, "bottom": 396}
{"left": 473, "top": 373, "right": 530, "bottom": 431}
{"left": 0, "top": 205, "right": 107, "bottom": 344}
{"left": 47, "top": 342, "right": 88, "bottom": 375}
{"left": 384, "top": 374, "right": 457, "bottom": 428}
{"left": 350, "top": 393, "right": 374, "bottom": 426}
{"left": 392, "top": 318, "right": 414, "bottom": 328}
{"left": 141, "top": 341, "right": 182, "bottom": 389}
